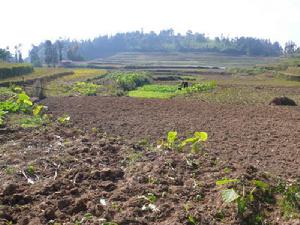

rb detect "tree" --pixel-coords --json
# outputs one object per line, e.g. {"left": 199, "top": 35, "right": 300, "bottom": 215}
{"left": 45, "top": 40, "right": 53, "bottom": 67}
{"left": 29, "top": 45, "right": 42, "bottom": 67}
{"left": 56, "top": 40, "right": 64, "bottom": 62}
{"left": 51, "top": 44, "right": 58, "bottom": 67}
{"left": 67, "top": 43, "right": 84, "bottom": 61}
{"left": 44, "top": 40, "right": 59, "bottom": 67}
{"left": 0, "top": 48, "right": 11, "bottom": 61}
{"left": 18, "top": 51, "right": 24, "bottom": 63}
{"left": 284, "top": 41, "right": 297, "bottom": 55}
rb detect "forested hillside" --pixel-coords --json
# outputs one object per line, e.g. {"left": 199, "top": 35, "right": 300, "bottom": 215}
{"left": 30, "top": 29, "right": 284, "bottom": 62}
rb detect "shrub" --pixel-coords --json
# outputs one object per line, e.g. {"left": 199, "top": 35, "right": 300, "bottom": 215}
{"left": 105, "top": 72, "right": 151, "bottom": 91}
{"left": 0, "top": 63, "right": 34, "bottom": 79}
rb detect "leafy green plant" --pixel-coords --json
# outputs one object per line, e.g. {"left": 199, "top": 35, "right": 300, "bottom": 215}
{"left": 179, "top": 81, "right": 217, "bottom": 95}
{"left": 216, "top": 178, "right": 272, "bottom": 224}
{"left": 32, "top": 105, "right": 44, "bottom": 116}
{"left": 27, "top": 165, "right": 35, "bottom": 175}
{"left": 71, "top": 81, "right": 100, "bottom": 96}
{"left": 179, "top": 132, "right": 208, "bottom": 153}
{"left": 0, "top": 110, "right": 7, "bottom": 125}
{"left": 276, "top": 180, "right": 300, "bottom": 218}
{"left": 57, "top": 114, "right": 71, "bottom": 124}
{"left": 19, "top": 115, "right": 48, "bottom": 128}
{"left": 105, "top": 72, "right": 151, "bottom": 91}
{"left": 158, "top": 131, "right": 208, "bottom": 153}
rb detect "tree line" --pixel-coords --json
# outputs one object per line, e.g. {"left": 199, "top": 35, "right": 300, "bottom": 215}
{"left": 1, "top": 29, "right": 300, "bottom": 66}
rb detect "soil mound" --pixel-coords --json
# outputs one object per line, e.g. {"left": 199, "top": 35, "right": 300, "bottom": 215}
{"left": 269, "top": 96, "right": 297, "bottom": 106}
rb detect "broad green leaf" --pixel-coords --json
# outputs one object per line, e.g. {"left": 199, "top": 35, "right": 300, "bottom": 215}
{"left": 167, "top": 131, "right": 177, "bottom": 144}
{"left": 13, "top": 86, "right": 23, "bottom": 93}
{"left": 18, "top": 93, "right": 30, "bottom": 101}
{"left": 216, "top": 179, "right": 239, "bottom": 186}
{"left": 23, "top": 99, "right": 33, "bottom": 106}
{"left": 221, "top": 189, "right": 240, "bottom": 203}
{"left": 33, "top": 105, "right": 44, "bottom": 116}
{"left": 180, "top": 137, "right": 198, "bottom": 147}
{"left": 194, "top": 132, "right": 208, "bottom": 141}
{"left": 252, "top": 180, "right": 269, "bottom": 190}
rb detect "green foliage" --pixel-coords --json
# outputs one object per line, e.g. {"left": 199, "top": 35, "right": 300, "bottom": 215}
{"left": 179, "top": 132, "right": 208, "bottom": 153}
{"left": 129, "top": 84, "right": 177, "bottom": 98}
{"left": 129, "top": 82, "right": 216, "bottom": 99}
{"left": 187, "top": 215, "right": 197, "bottom": 225}
{"left": 221, "top": 189, "right": 240, "bottom": 203}
{"left": 0, "top": 63, "right": 34, "bottom": 79}
{"left": 216, "top": 178, "right": 239, "bottom": 186}
{"left": 167, "top": 131, "right": 178, "bottom": 148}
{"left": 19, "top": 114, "right": 48, "bottom": 128}
{"left": 0, "top": 48, "right": 11, "bottom": 61}
{"left": 27, "top": 165, "right": 35, "bottom": 175}
{"left": 217, "top": 178, "right": 272, "bottom": 223}
{"left": 105, "top": 72, "right": 151, "bottom": 91}
{"left": 180, "top": 81, "right": 217, "bottom": 94}
{"left": 0, "top": 110, "right": 6, "bottom": 125}
{"left": 32, "top": 31, "right": 283, "bottom": 61}
{"left": 0, "top": 87, "right": 49, "bottom": 127}
{"left": 71, "top": 81, "right": 100, "bottom": 96}
{"left": 276, "top": 180, "right": 300, "bottom": 218}
{"left": 32, "top": 105, "right": 44, "bottom": 116}
{"left": 159, "top": 131, "right": 208, "bottom": 153}
{"left": 57, "top": 114, "right": 71, "bottom": 124}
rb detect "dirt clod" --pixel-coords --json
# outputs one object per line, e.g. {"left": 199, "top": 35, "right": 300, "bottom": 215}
{"left": 269, "top": 96, "right": 297, "bottom": 106}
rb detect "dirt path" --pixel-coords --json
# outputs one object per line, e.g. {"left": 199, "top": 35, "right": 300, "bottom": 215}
{"left": 43, "top": 96, "right": 300, "bottom": 178}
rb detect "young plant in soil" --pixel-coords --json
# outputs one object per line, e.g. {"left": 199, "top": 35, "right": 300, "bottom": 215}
{"left": 0, "top": 86, "right": 49, "bottom": 127}
{"left": 275, "top": 180, "right": 300, "bottom": 218}
{"left": 216, "top": 178, "right": 273, "bottom": 224}
{"left": 158, "top": 131, "right": 208, "bottom": 153}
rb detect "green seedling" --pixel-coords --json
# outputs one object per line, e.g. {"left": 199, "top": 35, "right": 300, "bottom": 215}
{"left": 27, "top": 165, "right": 35, "bottom": 175}
{"left": 32, "top": 105, "right": 44, "bottom": 116}
{"left": 187, "top": 215, "right": 197, "bottom": 225}
{"left": 179, "top": 131, "right": 208, "bottom": 153}
{"left": 57, "top": 114, "right": 71, "bottom": 124}
{"left": 216, "top": 178, "right": 270, "bottom": 223}
{"left": 276, "top": 180, "right": 300, "bottom": 218}
{"left": 158, "top": 131, "right": 208, "bottom": 153}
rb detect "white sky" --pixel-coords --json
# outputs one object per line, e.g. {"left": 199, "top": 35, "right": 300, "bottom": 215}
{"left": 1, "top": 0, "right": 300, "bottom": 56}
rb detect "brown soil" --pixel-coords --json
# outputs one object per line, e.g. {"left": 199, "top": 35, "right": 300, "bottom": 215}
{"left": 43, "top": 96, "right": 300, "bottom": 178}
{"left": 1, "top": 96, "right": 300, "bottom": 225}
{"left": 269, "top": 97, "right": 297, "bottom": 106}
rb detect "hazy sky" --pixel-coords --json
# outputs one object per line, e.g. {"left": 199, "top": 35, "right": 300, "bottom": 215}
{"left": 1, "top": 0, "right": 300, "bottom": 55}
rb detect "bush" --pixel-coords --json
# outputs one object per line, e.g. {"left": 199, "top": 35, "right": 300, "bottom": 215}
{"left": 105, "top": 72, "right": 151, "bottom": 91}
{"left": 0, "top": 63, "right": 34, "bottom": 79}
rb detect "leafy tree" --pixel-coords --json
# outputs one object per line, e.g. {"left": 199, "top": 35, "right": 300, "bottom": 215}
{"left": 284, "top": 41, "right": 297, "bottom": 55}
{"left": 67, "top": 43, "right": 84, "bottom": 61}
{"left": 44, "top": 40, "right": 53, "bottom": 67}
{"left": 56, "top": 40, "right": 64, "bottom": 62}
{"left": 29, "top": 45, "right": 42, "bottom": 67}
{"left": 44, "top": 40, "right": 59, "bottom": 67}
{"left": 0, "top": 48, "right": 11, "bottom": 61}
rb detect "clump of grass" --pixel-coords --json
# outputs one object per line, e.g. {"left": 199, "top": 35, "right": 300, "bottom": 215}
{"left": 70, "top": 81, "right": 101, "bottom": 96}
{"left": 104, "top": 72, "right": 151, "bottom": 91}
